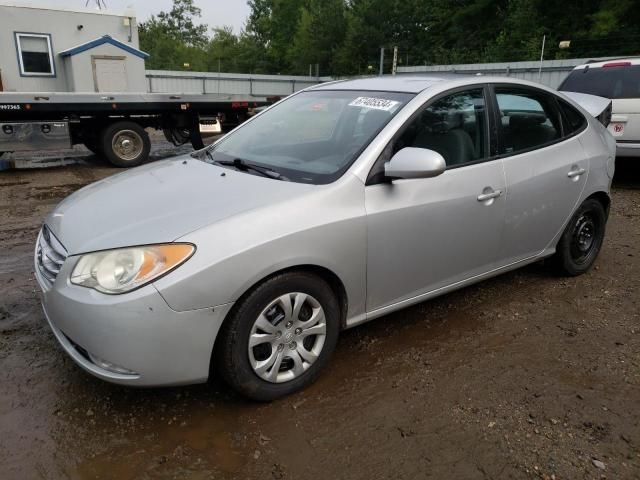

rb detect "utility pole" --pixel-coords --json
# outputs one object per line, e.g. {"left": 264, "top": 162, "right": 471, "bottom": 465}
{"left": 379, "top": 48, "right": 384, "bottom": 76}
{"left": 538, "top": 34, "right": 546, "bottom": 82}
{"left": 392, "top": 46, "right": 398, "bottom": 75}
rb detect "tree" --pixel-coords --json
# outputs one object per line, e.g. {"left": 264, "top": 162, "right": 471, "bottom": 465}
{"left": 139, "top": 0, "right": 640, "bottom": 76}
{"left": 288, "top": 0, "right": 347, "bottom": 75}
{"left": 139, "top": 0, "right": 210, "bottom": 70}
{"left": 269, "top": 0, "right": 305, "bottom": 73}
{"left": 141, "top": 0, "right": 209, "bottom": 47}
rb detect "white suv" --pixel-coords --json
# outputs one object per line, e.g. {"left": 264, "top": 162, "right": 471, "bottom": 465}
{"left": 560, "top": 58, "right": 640, "bottom": 157}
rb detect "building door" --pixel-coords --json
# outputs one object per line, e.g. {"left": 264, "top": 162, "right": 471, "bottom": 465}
{"left": 92, "top": 56, "right": 128, "bottom": 92}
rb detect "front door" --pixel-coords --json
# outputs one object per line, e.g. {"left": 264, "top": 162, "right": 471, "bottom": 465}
{"left": 365, "top": 87, "right": 507, "bottom": 312}
{"left": 93, "top": 56, "right": 128, "bottom": 92}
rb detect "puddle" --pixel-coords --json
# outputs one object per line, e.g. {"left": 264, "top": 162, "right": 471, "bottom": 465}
{"left": 71, "top": 402, "right": 248, "bottom": 479}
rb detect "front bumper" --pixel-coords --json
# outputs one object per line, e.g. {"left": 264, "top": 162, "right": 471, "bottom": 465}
{"left": 616, "top": 141, "right": 640, "bottom": 157}
{"left": 37, "top": 257, "right": 233, "bottom": 387}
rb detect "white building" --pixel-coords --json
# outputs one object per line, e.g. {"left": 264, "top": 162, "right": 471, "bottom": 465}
{"left": 0, "top": 2, "right": 148, "bottom": 93}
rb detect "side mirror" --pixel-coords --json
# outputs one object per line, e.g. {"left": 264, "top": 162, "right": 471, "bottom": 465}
{"left": 384, "top": 147, "right": 446, "bottom": 180}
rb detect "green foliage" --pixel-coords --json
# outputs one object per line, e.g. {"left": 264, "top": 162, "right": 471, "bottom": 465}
{"left": 288, "top": 0, "right": 347, "bottom": 75}
{"left": 140, "top": 0, "right": 640, "bottom": 75}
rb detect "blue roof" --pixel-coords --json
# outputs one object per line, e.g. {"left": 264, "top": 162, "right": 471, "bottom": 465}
{"left": 59, "top": 35, "right": 149, "bottom": 60}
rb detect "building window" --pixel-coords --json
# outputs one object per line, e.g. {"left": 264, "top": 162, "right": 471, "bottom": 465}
{"left": 15, "top": 33, "right": 55, "bottom": 77}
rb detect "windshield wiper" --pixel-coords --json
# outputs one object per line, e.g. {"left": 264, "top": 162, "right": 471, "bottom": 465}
{"left": 215, "top": 158, "right": 287, "bottom": 181}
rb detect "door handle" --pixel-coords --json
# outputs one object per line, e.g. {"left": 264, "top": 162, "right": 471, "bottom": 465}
{"left": 477, "top": 189, "right": 503, "bottom": 202}
{"left": 567, "top": 167, "right": 586, "bottom": 178}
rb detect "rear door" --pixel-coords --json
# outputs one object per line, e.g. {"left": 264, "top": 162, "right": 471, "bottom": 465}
{"left": 492, "top": 85, "right": 588, "bottom": 265}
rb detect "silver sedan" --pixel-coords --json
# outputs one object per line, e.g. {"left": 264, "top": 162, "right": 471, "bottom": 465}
{"left": 36, "top": 76, "right": 616, "bottom": 400}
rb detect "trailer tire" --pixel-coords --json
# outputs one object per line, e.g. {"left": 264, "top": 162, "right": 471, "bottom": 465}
{"left": 101, "top": 121, "right": 150, "bottom": 168}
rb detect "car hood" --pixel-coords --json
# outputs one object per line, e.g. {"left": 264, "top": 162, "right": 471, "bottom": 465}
{"left": 45, "top": 157, "right": 316, "bottom": 255}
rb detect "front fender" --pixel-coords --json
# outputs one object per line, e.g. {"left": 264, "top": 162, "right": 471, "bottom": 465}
{"left": 153, "top": 175, "right": 368, "bottom": 323}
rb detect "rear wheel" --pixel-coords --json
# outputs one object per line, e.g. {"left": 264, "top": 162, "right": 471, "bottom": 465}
{"left": 553, "top": 198, "right": 607, "bottom": 276}
{"left": 100, "top": 121, "right": 150, "bottom": 168}
{"left": 215, "top": 272, "right": 340, "bottom": 401}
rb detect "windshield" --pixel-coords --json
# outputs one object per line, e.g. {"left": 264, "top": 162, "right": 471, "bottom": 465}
{"left": 559, "top": 65, "right": 640, "bottom": 99}
{"left": 205, "top": 90, "right": 414, "bottom": 184}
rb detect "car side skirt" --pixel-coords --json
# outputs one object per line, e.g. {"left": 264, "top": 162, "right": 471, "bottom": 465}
{"left": 347, "top": 249, "right": 555, "bottom": 328}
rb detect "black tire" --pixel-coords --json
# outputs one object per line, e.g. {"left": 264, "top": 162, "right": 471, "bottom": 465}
{"left": 215, "top": 272, "right": 341, "bottom": 401}
{"left": 100, "top": 121, "right": 150, "bottom": 168}
{"left": 553, "top": 198, "right": 607, "bottom": 276}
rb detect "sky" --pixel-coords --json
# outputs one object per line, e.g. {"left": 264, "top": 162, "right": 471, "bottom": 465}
{"left": 2, "top": 0, "right": 252, "bottom": 32}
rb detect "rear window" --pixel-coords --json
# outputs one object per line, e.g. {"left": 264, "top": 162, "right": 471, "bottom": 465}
{"left": 559, "top": 65, "right": 640, "bottom": 99}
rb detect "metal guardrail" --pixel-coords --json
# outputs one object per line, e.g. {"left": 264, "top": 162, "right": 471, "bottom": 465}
{"left": 397, "top": 57, "right": 619, "bottom": 88}
{"left": 145, "top": 71, "right": 330, "bottom": 96}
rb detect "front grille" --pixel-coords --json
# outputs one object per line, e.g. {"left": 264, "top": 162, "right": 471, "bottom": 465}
{"left": 36, "top": 225, "right": 67, "bottom": 287}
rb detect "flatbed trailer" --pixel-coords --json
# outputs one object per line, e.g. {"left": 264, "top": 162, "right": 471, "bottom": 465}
{"left": 0, "top": 92, "right": 274, "bottom": 167}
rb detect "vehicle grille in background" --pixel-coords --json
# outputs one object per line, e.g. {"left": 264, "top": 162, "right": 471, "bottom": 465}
{"left": 36, "top": 225, "right": 67, "bottom": 287}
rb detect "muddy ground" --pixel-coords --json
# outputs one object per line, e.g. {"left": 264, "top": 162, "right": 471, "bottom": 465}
{"left": 1, "top": 142, "right": 639, "bottom": 479}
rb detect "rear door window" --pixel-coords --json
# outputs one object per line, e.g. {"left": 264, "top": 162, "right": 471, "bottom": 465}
{"left": 559, "top": 65, "right": 640, "bottom": 99}
{"left": 495, "top": 88, "right": 562, "bottom": 155}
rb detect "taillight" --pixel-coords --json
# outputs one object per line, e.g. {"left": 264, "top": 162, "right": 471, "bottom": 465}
{"left": 603, "top": 61, "right": 632, "bottom": 68}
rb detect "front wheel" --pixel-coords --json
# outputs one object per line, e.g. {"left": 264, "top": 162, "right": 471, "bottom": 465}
{"left": 215, "top": 272, "right": 340, "bottom": 401}
{"left": 553, "top": 198, "right": 607, "bottom": 276}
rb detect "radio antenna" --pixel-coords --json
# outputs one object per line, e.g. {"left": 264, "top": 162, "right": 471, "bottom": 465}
{"left": 86, "top": 0, "right": 107, "bottom": 9}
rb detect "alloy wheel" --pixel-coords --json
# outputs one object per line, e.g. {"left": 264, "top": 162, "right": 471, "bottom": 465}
{"left": 248, "top": 292, "right": 327, "bottom": 383}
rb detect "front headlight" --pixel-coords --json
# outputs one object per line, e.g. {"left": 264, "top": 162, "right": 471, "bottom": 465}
{"left": 70, "top": 244, "right": 195, "bottom": 294}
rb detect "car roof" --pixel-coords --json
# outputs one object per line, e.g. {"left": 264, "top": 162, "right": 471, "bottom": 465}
{"left": 310, "top": 74, "right": 554, "bottom": 94}
{"left": 310, "top": 74, "right": 476, "bottom": 93}
{"left": 573, "top": 57, "right": 640, "bottom": 69}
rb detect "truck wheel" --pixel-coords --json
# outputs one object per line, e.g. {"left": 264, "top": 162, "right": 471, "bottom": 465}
{"left": 101, "top": 121, "right": 150, "bottom": 168}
